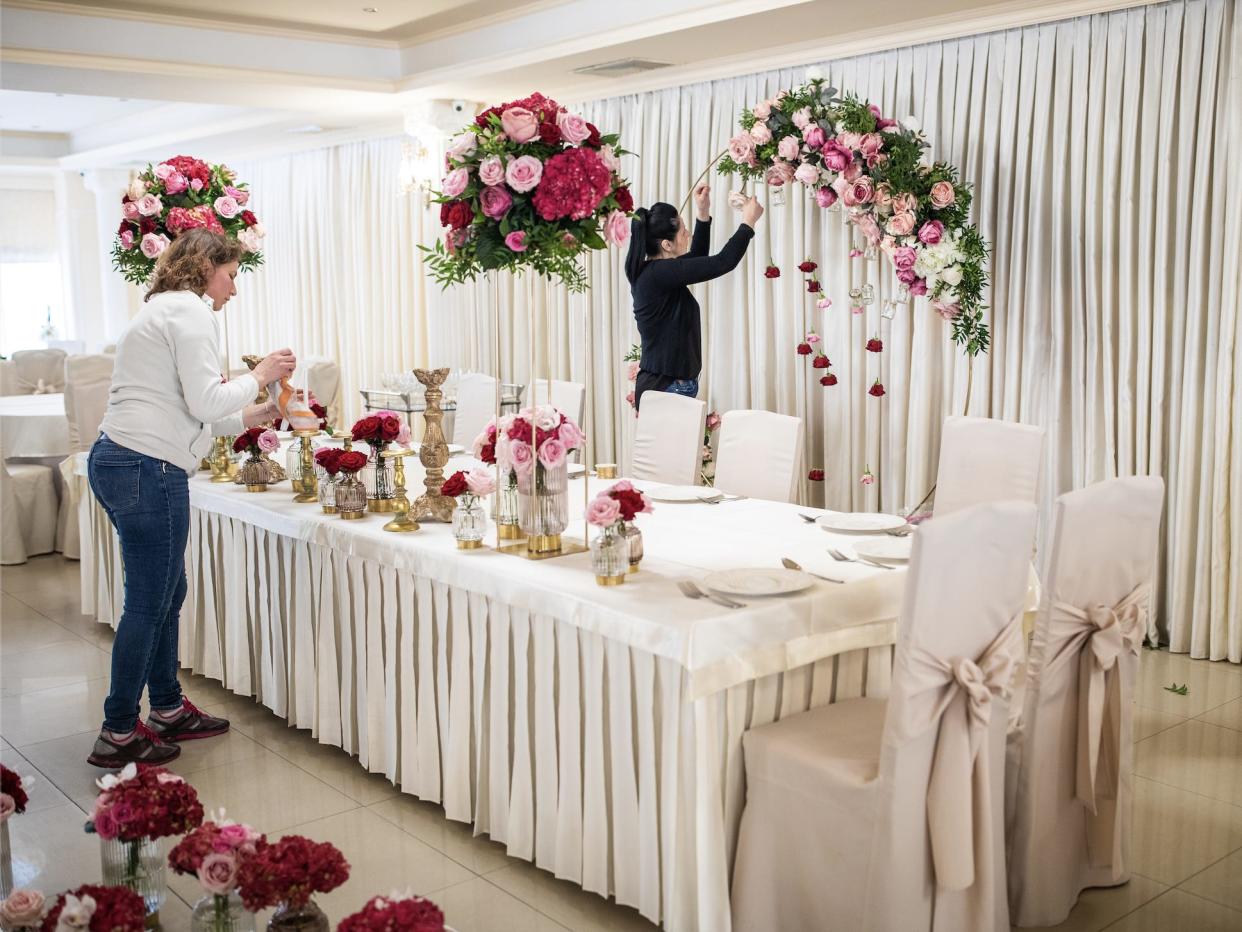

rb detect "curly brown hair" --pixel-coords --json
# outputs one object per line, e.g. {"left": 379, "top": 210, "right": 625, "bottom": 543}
{"left": 145, "top": 229, "right": 246, "bottom": 302}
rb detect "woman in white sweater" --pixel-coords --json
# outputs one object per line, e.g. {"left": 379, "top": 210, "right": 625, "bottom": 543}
{"left": 87, "top": 228, "right": 295, "bottom": 768}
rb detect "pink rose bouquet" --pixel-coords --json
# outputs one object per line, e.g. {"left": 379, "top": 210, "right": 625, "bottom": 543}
{"left": 498, "top": 405, "right": 583, "bottom": 482}
{"left": 112, "top": 155, "right": 263, "bottom": 285}
{"left": 424, "top": 93, "right": 633, "bottom": 292}
{"left": 169, "top": 817, "right": 268, "bottom": 913}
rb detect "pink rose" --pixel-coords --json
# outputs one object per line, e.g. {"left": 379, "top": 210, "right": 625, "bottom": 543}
{"left": 198, "top": 852, "right": 238, "bottom": 895}
{"left": 819, "top": 140, "right": 852, "bottom": 172}
{"left": 447, "top": 131, "right": 477, "bottom": 160}
{"left": 889, "top": 193, "right": 914, "bottom": 215}
{"left": 500, "top": 106, "right": 539, "bottom": 143}
{"left": 752, "top": 101, "right": 772, "bottom": 120}
{"left": 603, "top": 209, "right": 629, "bottom": 246}
{"left": 217, "top": 824, "right": 252, "bottom": 848}
{"left": 765, "top": 160, "right": 795, "bottom": 186}
{"left": 256, "top": 430, "right": 280, "bottom": 454}
{"left": 190, "top": 178, "right": 204, "bottom": 192}
{"left": 838, "top": 131, "right": 864, "bottom": 151}
{"left": 479, "top": 185, "right": 512, "bottom": 220}
{"left": 163, "top": 172, "right": 188, "bottom": 195}
{"left": 625, "top": 390, "right": 636, "bottom": 407}
{"left": 598, "top": 144, "right": 621, "bottom": 173}
{"left": 859, "top": 133, "right": 884, "bottom": 159}
{"left": 225, "top": 185, "right": 249, "bottom": 205}
{"left": 794, "top": 162, "right": 820, "bottom": 186}
{"left": 815, "top": 186, "right": 837, "bottom": 208}
{"left": 855, "top": 213, "right": 882, "bottom": 245}
{"left": 538, "top": 438, "right": 566, "bottom": 470}
{"left": 237, "top": 229, "right": 261, "bottom": 253}
{"left": 504, "top": 231, "right": 528, "bottom": 252}
{"left": 802, "top": 125, "right": 826, "bottom": 150}
{"left": 557, "top": 420, "right": 584, "bottom": 450}
{"left": 930, "top": 181, "right": 956, "bottom": 209}
{"left": 918, "top": 220, "right": 945, "bottom": 245}
{"left": 136, "top": 193, "right": 162, "bottom": 217}
{"left": 213, "top": 195, "right": 240, "bottom": 219}
{"left": 933, "top": 300, "right": 961, "bottom": 320}
{"left": 892, "top": 246, "right": 917, "bottom": 271}
{"left": 92, "top": 804, "right": 118, "bottom": 839}
{"left": 874, "top": 184, "right": 893, "bottom": 213}
{"left": 909, "top": 277, "right": 928, "bottom": 296}
{"left": 153, "top": 163, "right": 176, "bottom": 181}
{"left": 705, "top": 411, "right": 722, "bottom": 431}
{"left": 728, "top": 133, "right": 756, "bottom": 163}
{"left": 441, "top": 167, "right": 469, "bottom": 198}
{"left": 120, "top": 230, "right": 136, "bottom": 249}
{"left": 122, "top": 201, "right": 139, "bottom": 221}
{"left": 510, "top": 441, "right": 533, "bottom": 471}
{"left": 897, "top": 268, "right": 917, "bottom": 285}
{"left": 478, "top": 156, "right": 505, "bottom": 187}
{"left": 464, "top": 468, "right": 496, "bottom": 497}
{"left": 140, "top": 233, "right": 170, "bottom": 259}
{"left": 0, "top": 795, "right": 12, "bottom": 823}
{"left": 0, "top": 889, "right": 45, "bottom": 927}
{"left": 749, "top": 122, "right": 772, "bottom": 145}
{"left": 556, "top": 111, "right": 591, "bottom": 145}
{"left": 777, "top": 135, "right": 801, "bottom": 160}
{"left": 586, "top": 494, "right": 622, "bottom": 528}
{"left": 843, "top": 162, "right": 863, "bottom": 182}
{"left": 885, "top": 211, "right": 916, "bottom": 236}
{"left": 843, "top": 176, "right": 875, "bottom": 207}
{"left": 505, "top": 155, "right": 542, "bottom": 193}
{"left": 791, "top": 106, "right": 812, "bottom": 129}
{"left": 625, "top": 361, "right": 640, "bottom": 382}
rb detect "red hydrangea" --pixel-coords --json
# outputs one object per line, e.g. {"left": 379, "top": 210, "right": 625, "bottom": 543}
{"left": 165, "top": 155, "right": 212, "bottom": 186}
{"left": 235, "top": 835, "right": 350, "bottom": 912}
{"left": 440, "top": 471, "right": 469, "bottom": 498}
{"left": 41, "top": 885, "right": 146, "bottom": 932}
{"left": 166, "top": 205, "right": 223, "bottom": 235}
{"left": 475, "top": 92, "right": 563, "bottom": 129}
{"left": 338, "top": 894, "right": 445, "bottom": 932}
{"left": 1, "top": 764, "right": 29, "bottom": 813}
{"left": 169, "top": 821, "right": 267, "bottom": 877}
{"left": 90, "top": 766, "right": 203, "bottom": 841}
{"left": 531, "top": 147, "right": 613, "bottom": 221}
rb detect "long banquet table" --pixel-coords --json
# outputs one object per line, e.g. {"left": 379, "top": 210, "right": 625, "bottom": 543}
{"left": 75, "top": 446, "right": 906, "bottom": 932}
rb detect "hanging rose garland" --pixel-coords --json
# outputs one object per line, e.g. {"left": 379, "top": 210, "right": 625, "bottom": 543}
{"left": 716, "top": 72, "right": 990, "bottom": 357}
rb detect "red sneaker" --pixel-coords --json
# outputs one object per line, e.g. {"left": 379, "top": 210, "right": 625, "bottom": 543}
{"left": 146, "top": 697, "right": 230, "bottom": 742}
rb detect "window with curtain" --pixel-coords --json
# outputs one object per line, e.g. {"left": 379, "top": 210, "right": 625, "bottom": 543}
{"left": 0, "top": 188, "right": 66, "bottom": 357}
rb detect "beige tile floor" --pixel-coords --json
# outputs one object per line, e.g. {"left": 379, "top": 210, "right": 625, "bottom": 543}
{"left": 2, "top": 555, "right": 1241, "bottom": 932}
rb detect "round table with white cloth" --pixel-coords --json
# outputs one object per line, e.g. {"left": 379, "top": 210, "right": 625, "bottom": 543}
{"left": 0, "top": 393, "right": 70, "bottom": 459}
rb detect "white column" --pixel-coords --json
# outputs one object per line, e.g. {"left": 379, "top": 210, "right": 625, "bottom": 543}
{"left": 81, "top": 168, "right": 135, "bottom": 347}
{"left": 53, "top": 170, "right": 105, "bottom": 350}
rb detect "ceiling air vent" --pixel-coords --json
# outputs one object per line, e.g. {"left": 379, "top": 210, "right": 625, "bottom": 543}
{"left": 571, "top": 58, "right": 673, "bottom": 78}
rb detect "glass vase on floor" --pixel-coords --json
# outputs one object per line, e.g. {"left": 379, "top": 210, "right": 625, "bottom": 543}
{"left": 621, "top": 521, "right": 643, "bottom": 574}
{"left": 335, "top": 474, "right": 367, "bottom": 519}
{"left": 453, "top": 493, "right": 487, "bottom": 549}
{"left": 494, "top": 470, "right": 521, "bottom": 540}
{"left": 191, "top": 893, "right": 254, "bottom": 932}
{"left": 0, "top": 820, "right": 12, "bottom": 898}
{"left": 363, "top": 442, "right": 395, "bottom": 512}
{"left": 267, "top": 900, "right": 329, "bottom": 932}
{"left": 517, "top": 460, "right": 568, "bottom": 554}
{"left": 590, "top": 524, "right": 628, "bottom": 585}
{"left": 100, "top": 836, "right": 166, "bottom": 923}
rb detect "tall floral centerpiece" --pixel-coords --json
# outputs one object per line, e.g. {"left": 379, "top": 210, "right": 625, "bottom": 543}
{"left": 0, "top": 765, "right": 30, "bottom": 898}
{"left": 169, "top": 817, "right": 268, "bottom": 932}
{"left": 111, "top": 155, "right": 264, "bottom": 285}
{"left": 40, "top": 885, "right": 147, "bottom": 932}
{"left": 88, "top": 765, "right": 204, "bottom": 924}
{"left": 350, "top": 412, "right": 411, "bottom": 512}
{"left": 235, "top": 835, "right": 349, "bottom": 932}
{"left": 499, "top": 405, "right": 584, "bottom": 555}
{"left": 337, "top": 893, "right": 448, "bottom": 932}
{"left": 586, "top": 482, "right": 653, "bottom": 585}
{"left": 472, "top": 418, "right": 521, "bottom": 539}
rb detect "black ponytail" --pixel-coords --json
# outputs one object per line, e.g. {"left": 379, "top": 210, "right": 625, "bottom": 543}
{"left": 624, "top": 202, "right": 681, "bottom": 284}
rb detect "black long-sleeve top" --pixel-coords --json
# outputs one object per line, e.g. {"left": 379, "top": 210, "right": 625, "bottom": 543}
{"left": 631, "top": 219, "right": 755, "bottom": 379}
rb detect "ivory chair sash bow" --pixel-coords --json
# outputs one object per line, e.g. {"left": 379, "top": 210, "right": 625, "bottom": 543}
{"left": 1006, "top": 476, "right": 1164, "bottom": 927}
{"left": 731, "top": 501, "right": 1036, "bottom": 932}
{"left": 11, "top": 348, "right": 67, "bottom": 395}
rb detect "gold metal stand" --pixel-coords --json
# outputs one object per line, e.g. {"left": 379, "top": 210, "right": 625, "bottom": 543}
{"left": 209, "top": 436, "right": 235, "bottom": 483}
{"left": 291, "top": 429, "right": 320, "bottom": 502}
{"left": 381, "top": 448, "right": 420, "bottom": 532}
{"left": 409, "top": 367, "right": 456, "bottom": 523}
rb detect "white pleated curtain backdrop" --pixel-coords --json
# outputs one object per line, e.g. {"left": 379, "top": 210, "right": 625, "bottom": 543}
{"left": 221, "top": 0, "right": 1241, "bottom": 661}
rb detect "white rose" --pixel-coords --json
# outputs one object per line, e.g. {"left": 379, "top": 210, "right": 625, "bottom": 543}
{"left": 252, "top": 222, "right": 266, "bottom": 238}
{"left": 237, "top": 229, "right": 261, "bottom": 253}
{"left": 534, "top": 406, "right": 559, "bottom": 432}
{"left": 54, "top": 894, "right": 96, "bottom": 932}
{"left": 447, "top": 132, "right": 477, "bottom": 160}
{"left": 127, "top": 178, "right": 147, "bottom": 201}
{"left": 901, "top": 115, "right": 921, "bottom": 132}
{"left": 805, "top": 65, "right": 825, "bottom": 82}
{"left": 940, "top": 265, "right": 962, "bottom": 287}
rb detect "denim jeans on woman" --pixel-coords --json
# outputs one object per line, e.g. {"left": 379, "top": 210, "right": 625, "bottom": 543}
{"left": 87, "top": 434, "right": 188, "bottom": 732}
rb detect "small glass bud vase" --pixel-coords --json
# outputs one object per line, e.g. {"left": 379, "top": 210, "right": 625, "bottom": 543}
{"left": 494, "top": 470, "right": 521, "bottom": 540}
{"left": 100, "top": 836, "right": 166, "bottom": 924}
{"left": 267, "top": 900, "right": 328, "bottom": 932}
{"left": 452, "top": 493, "right": 487, "bottom": 549}
{"left": 621, "top": 522, "right": 643, "bottom": 574}
{"left": 192, "top": 893, "right": 254, "bottom": 932}
{"left": 363, "top": 442, "right": 396, "bottom": 512}
{"left": 590, "top": 524, "right": 628, "bottom": 586}
{"left": 318, "top": 473, "right": 339, "bottom": 514}
{"left": 335, "top": 473, "right": 367, "bottom": 520}
{"left": 240, "top": 453, "right": 268, "bottom": 492}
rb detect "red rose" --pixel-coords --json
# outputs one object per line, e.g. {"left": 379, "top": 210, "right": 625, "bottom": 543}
{"left": 798, "top": 261, "right": 818, "bottom": 273}
{"left": 820, "top": 373, "right": 838, "bottom": 386}
{"left": 241, "top": 210, "right": 258, "bottom": 226}
{"left": 439, "top": 200, "right": 473, "bottom": 231}
{"left": 538, "top": 121, "right": 561, "bottom": 144}
{"left": 336, "top": 451, "right": 368, "bottom": 474}
{"left": 139, "top": 216, "right": 157, "bottom": 235}
{"left": 796, "top": 343, "right": 812, "bottom": 356}
{"left": 764, "top": 265, "right": 780, "bottom": 279}
{"left": 314, "top": 448, "right": 343, "bottom": 476}
{"left": 440, "top": 471, "right": 469, "bottom": 498}
{"left": 865, "top": 338, "right": 883, "bottom": 353}
{"left": 380, "top": 416, "right": 401, "bottom": 441}
{"left": 585, "top": 122, "right": 602, "bottom": 147}
{"left": 807, "top": 279, "right": 822, "bottom": 293}
{"left": 479, "top": 442, "right": 496, "bottom": 464}
{"left": 869, "top": 381, "right": 886, "bottom": 397}
{"left": 614, "top": 186, "right": 634, "bottom": 213}
{"left": 812, "top": 355, "right": 829, "bottom": 369}
{"left": 1, "top": 765, "right": 28, "bottom": 813}
{"left": 351, "top": 416, "right": 381, "bottom": 442}
{"left": 610, "top": 487, "right": 647, "bottom": 522}
{"left": 117, "top": 220, "right": 131, "bottom": 237}
{"left": 808, "top": 469, "right": 825, "bottom": 481}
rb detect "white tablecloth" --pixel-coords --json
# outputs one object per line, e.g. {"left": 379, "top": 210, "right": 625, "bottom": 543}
{"left": 0, "top": 393, "right": 70, "bottom": 459}
{"left": 75, "top": 448, "right": 906, "bottom": 931}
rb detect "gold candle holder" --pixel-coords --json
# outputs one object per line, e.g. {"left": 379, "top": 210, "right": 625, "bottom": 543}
{"left": 410, "top": 367, "right": 456, "bottom": 523}
{"left": 381, "top": 448, "right": 420, "bottom": 533}
{"left": 291, "top": 429, "right": 320, "bottom": 502}
{"left": 209, "top": 436, "right": 235, "bottom": 483}
{"left": 595, "top": 463, "right": 617, "bottom": 479}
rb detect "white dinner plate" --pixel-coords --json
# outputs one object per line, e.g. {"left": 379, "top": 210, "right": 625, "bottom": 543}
{"left": 853, "top": 536, "right": 913, "bottom": 563}
{"left": 646, "top": 485, "right": 722, "bottom": 503}
{"left": 816, "top": 512, "right": 908, "bottom": 534}
{"left": 701, "top": 568, "right": 815, "bottom": 598}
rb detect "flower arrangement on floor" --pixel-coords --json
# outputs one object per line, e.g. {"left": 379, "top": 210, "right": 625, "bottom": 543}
{"left": 40, "top": 885, "right": 147, "bottom": 932}
{"left": 441, "top": 468, "right": 496, "bottom": 549}
{"left": 235, "top": 835, "right": 349, "bottom": 930}
{"left": 1, "top": 888, "right": 45, "bottom": 931}
{"left": 170, "top": 815, "right": 267, "bottom": 932}
{"left": 112, "top": 155, "right": 264, "bottom": 285}
{"left": 586, "top": 481, "right": 653, "bottom": 584}
{"left": 337, "top": 893, "right": 446, "bottom": 932}
{"left": 422, "top": 93, "right": 633, "bottom": 292}
{"left": 1, "top": 764, "right": 29, "bottom": 820}
{"left": 717, "top": 71, "right": 990, "bottom": 356}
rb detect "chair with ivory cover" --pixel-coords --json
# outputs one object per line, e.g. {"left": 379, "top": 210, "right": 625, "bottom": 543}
{"left": 1005, "top": 476, "right": 1164, "bottom": 927}
{"left": 11, "top": 348, "right": 67, "bottom": 395}
{"left": 1, "top": 437, "right": 58, "bottom": 564}
{"left": 630, "top": 391, "right": 707, "bottom": 486}
{"left": 712, "top": 409, "right": 802, "bottom": 502}
{"left": 731, "top": 500, "right": 1038, "bottom": 931}
{"left": 56, "top": 353, "right": 114, "bottom": 558}
{"left": 530, "top": 379, "right": 585, "bottom": 425}
{"left": 452, "top": 372, "right": 499, "bottom": 449}
{"left": 933, "top": 415, "right": 1045, "bottom": 515}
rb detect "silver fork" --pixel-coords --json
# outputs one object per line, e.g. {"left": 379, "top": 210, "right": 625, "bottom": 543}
{"left": 827, "top": 547, "right": 895, "bottom": 570}
{"left": 781, "top": 557, "right": 844, "bottom": 584}
{"left": 799, "top": 513, "right": 819, "bottom": 523}
{"left": 676, "top": 580, "right": 744, "bottom": 609}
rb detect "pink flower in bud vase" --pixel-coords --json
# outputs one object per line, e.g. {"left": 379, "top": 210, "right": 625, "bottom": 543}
{"left": 930, "top": 181, "right": 956, "bottom": 208}
{"left": 849, "top": 248, "right": 864, "bottom": 259}
{"left": 587, "top": 494, "right": 622, "bottom": 528}
{"left": 626, "top": 361, "right": 640, "bottom": 382}
{"left": 505, "top": 155, "right": 542, "bottom": 193}
{"left": 500, "top": 106, "right": 539, "bottom": 143}
{"left": 198, "top": 852, "right": 239, "bottom": 895}
{"left": 777, "top": 135, "right": 801, "bottom": 160}
{"left": 806, "top": 333, "right": 821, "bottom": 344}
{"left": 815, "top": 187, "right": 837, "bottom": 208}
{"left": 860, "top": 467, "right": 875, "bottom": 486}
{"left": 464, "top": 468, "right": 496, "bottom": 497}
{"left": 478, "top": 156, "right": 505, "bottom": 186}
{"left": 395, "top": 422, "right": 412, "bottom": 446}
{"left": 918, "top": 220, "right": 945, "bottom": 245}
{"left": 603, "top": 209, "right": 630, "bottom": 246}
{"left": 505, "top": 231, "right": 528, "bottom": 252}
{"left": 479, "top": 185, "right": 512, "bottom": 219}
{"left": 802, "top": 125, "right": 826, "bottom": 150}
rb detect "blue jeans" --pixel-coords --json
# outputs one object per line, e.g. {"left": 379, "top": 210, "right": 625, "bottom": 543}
{"left": 665, "top": 378, "right": 699, "bottom": 399}
{"left": 88, "top": 435, "right": 188, "bottom": 732}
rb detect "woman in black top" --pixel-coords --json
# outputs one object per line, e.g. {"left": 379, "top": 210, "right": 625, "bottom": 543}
{"left": 625, "top": 185, "right": 764, "bottom": 409}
